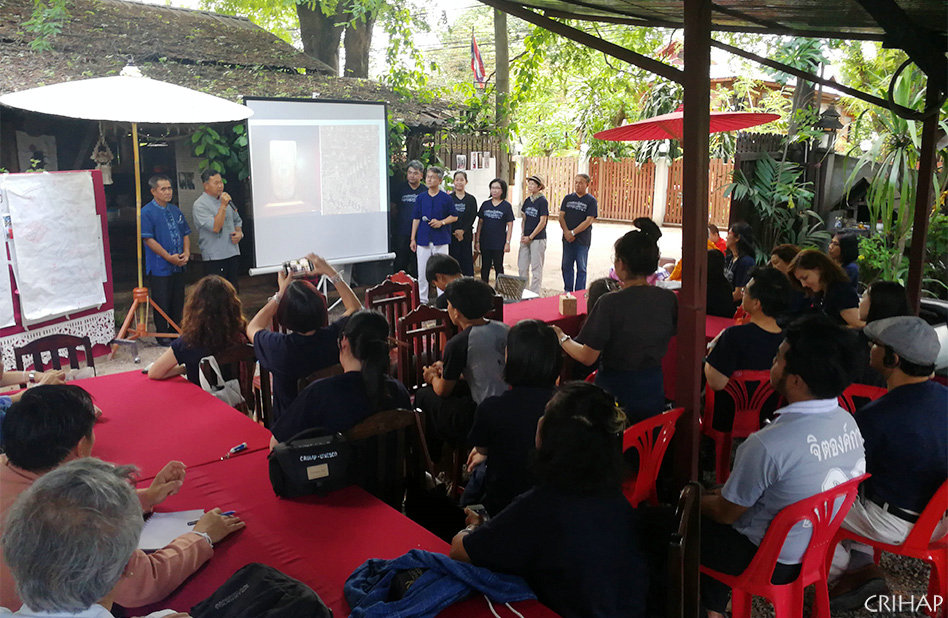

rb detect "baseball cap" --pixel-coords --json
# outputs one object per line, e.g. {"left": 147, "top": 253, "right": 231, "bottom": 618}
{"left": 863, "top": 316, "right": 941, "bottom": 366}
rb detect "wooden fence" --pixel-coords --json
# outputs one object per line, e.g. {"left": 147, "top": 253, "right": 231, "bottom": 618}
{"left": 663, "top": 158, "right": 734, "bottom": 227}
{"left": 520, "top": 156, "right": 578, "bottom": 216}
{"left": 588, "top": 158, "right": 656, "bottom": 221}
{"left": 429, "top": 132, "right": 508, "bottom": 178}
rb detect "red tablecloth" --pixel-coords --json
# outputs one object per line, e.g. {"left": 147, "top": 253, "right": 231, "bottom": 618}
{"left": 131, "top": 450, "right": 556, "bottom": 617}
{"left": 502, "top": 291, "right": 588, "bottom": 336}
{"left": 77, "top": 371, "right": 273, "bottom": 481}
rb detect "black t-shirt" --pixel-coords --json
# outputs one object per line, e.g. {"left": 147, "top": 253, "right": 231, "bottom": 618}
{"left": 463, "top": 485, "right": 648, "bottom": 618}
{"left": 391, "top": 182, "right": 425, "bottom": 237}
{"left": 705, "top": 322, "right": 783, "bottom": 378}
{"left": 477, "top": 200, "right": 515, "bottom": 251}
{"left": 270, "top": 371, "right": 411, "bottom": 442}
{"left": 726, "top": 254, "right": 756, "bottom": 289}
{"left": 856, "top": 380, "right": 948, "bottom": 513}
{"left": 577, "top": 285, "right": 677, "bottom": 371}
{"left": 521, "top": 195, "right": 549, "bottom": 240}
{"left": 559, "top": 193, "right": 598, "bottom": 246}
{"left": 451, "top": 192, "right": 478, "bottom": 242}
{"left": 811, "top": 280, "right": 859, "bottom": 325}
{"left": 171, "top": 336, "right": 211, "bottom": 385}
{"left": 252, "top": 317, "right": 348, "bottom": 422}
{"left": 468, "top": 386, "right": 555, "bottom": 515}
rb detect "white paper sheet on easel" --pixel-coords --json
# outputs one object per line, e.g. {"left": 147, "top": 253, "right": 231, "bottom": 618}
{"left": 1, "top": 172, "right": 106, "bottom": 322}
{"left": 138, "top": 509, "right": 205, "bottom": 552}
{"left": 0, "top": 260, "right": 16, "bottom": 329}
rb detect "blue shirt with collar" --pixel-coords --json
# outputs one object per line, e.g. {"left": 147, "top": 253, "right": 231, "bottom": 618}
{"left": 141, "top": 199, "right": 190, "bottom": 277}
{"left": 412, "top": 190, "right": 457, "bottom": 246}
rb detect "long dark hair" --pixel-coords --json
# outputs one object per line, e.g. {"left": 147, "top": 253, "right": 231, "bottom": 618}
{"left": 342, "top": 310, "right": 393, "bottom": 411}
{"left": 181, "top": 275, "right": 247, "bottom": 351}
{"left": 534, "top": 382, "right": 627, "bottom": 495}
{"left": 834, "top": 233, "right": 860, "bottom": 266}
{"left": 865, "top": 281, "right": 910, "bottom": 324}
{"left": 729, "top": 222, "right": 756, "bottom": 258}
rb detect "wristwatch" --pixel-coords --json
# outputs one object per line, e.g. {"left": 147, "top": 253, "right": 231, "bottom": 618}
{"left": 559, "top": 334, "right": 571, "bottom": 345}
{"left": 28, "top": 371, "right": 36, "bottom": 384}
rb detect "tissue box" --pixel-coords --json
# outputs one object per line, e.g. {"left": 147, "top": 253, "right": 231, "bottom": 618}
{"left": 559, "top": 293, "right": 577, "bottom": 316}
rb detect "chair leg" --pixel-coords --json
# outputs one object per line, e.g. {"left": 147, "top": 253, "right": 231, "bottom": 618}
{"left": 812, "top": 578, "right": 832, "bottom": 618}
{"left": 770, "top": 585, "right": 804, "bottom": 618}
{"left": 729, "top": 589, "right": 752, "bottom": 618}
{"left": 926, "top": 555, "right": 947, "bottom": 618}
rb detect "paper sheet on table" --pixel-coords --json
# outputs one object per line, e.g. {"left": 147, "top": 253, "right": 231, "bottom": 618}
{"left": 138, "top": 509, "right": 204, "bottom": 552}
{"left": 1, "top": 172, "right": 106, "bottom": 322}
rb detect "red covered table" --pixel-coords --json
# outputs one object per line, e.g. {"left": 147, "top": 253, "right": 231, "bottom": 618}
{"left": 131, "top": 449, "right": 556, "bottom": 617}
{"left": 77, "top": 371, "right": 273, "bottom": 481}
{"left": 502, "top": 291, "right": 588, "bottom": 335}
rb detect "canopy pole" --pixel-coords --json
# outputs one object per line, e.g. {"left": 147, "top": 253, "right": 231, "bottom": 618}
{"left": 132, "top": 122, "right": 143, "bottom": 290}
{"left": 906, "top": 79, "right": 941, "bottom": 313}
{"left": 674, "top": 0, "right": 711, "bottom": 486}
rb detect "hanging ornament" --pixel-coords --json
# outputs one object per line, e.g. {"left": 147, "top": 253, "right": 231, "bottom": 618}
{"left": 90, "top": 122, "right": 114, "bottom": 185}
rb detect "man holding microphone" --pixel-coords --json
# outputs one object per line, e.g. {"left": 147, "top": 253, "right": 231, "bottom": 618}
{"left": 194, "top": 168, "right": 243, "bottom": 291}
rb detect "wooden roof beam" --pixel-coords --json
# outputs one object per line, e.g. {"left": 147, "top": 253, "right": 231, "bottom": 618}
{"left": 477, "top": 0, "right": 685, "bottom": 84}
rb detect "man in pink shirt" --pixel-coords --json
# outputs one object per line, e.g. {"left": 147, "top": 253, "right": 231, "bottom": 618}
{"left": 0, "top": 385, "right": 244, "bottom": 610}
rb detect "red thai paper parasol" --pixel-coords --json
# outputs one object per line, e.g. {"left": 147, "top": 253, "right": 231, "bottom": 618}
{"left": 593, "top": 105, "right": 779, "bottom": 142}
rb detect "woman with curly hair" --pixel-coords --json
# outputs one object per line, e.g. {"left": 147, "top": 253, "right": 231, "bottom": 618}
{"left": 789, "top": 249, "right": 863, "bottom": 328}
{"left": 148, "top": 275, "right": 248, "bottom": 384}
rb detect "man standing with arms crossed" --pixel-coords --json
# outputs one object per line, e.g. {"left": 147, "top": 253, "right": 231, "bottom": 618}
{"left": 141, "top": 175, "right": 190, "bottom": 344}
{"left": 194, "top": 168, "right": 243, "bottom": 291}
{"left": 559, "top": 173, "right": 597, "bottom": 292}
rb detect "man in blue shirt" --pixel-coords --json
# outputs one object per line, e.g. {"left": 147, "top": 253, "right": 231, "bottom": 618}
{"left": 558, "top": 174, "right": 597, "bottom": 292}
{"left": 390, "top": 160, "right": 425, "bottom": 277}
{"left": 411, "top": 166, "right": 457, "bottom": 303}
{"left": 141, "top": 175, "right": 190, "bottom": 344}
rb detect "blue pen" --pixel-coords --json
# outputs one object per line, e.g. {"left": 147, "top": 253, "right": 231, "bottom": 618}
{"left": 188, "top": 510, "right": 236, "bottom": 526}
{"left": 221, "top": 442, "right": 248, "bottom": 460}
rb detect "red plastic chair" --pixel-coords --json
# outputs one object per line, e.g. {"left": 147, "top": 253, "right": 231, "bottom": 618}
{"left": 732, "top": 306, "right": 750, "bottom": 324}
{"left": 833, "top": 480, "right": 948, "bottom": 618}
{"left": 701, "top": 474, "right": 869, "bottom": 618}
{"left": 837, "top": 383, "right": 887, "bottom": 415}
{"left": 702, "top": 370, "right": 782, "bottom": 484}
{"left": 584, "top": 370, "right": 597, "bottom": 383}
{"left": 621, "top": 407, "right": 684, "bottom": 507}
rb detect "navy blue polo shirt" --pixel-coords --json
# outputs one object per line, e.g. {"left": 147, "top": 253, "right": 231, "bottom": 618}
{"left": 559, "top": 193, "right": 597, "bottom": 246}
{"left": 477, "top": 200, "right": 514, "bottom": 251}
{"left": 141, "top": 199, "right": 191, "bottom": 277}
{"left": 391, "top": 182, "right": 425, "bottom": 237}
{"left": 521, "top": 195, "right": 549, "bottom": 240}
{"left": 412, "top": 190, "right": 457, "bottom": 246}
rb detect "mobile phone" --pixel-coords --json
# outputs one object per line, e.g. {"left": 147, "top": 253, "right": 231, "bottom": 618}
{"left": 467, "top": 504, "right": 490, "bottom": 522}
{"left": 282, "top": 258, "right": 313, "bottom": 277}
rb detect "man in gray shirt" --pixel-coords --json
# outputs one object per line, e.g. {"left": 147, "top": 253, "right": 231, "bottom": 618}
{"left": 193, "top": 169, "right": 243, "bottom": 291}
{"left": 700, "top": 315, "right": 866, "bottom": 618}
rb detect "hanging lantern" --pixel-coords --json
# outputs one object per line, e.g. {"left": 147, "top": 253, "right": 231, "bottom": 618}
{"left": 90, "top": 123, "right": 115, "bottom": 185}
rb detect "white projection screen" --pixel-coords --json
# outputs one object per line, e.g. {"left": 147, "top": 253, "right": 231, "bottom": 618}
{"left": 245, "top": 98, "right": 391, "bottom": 268}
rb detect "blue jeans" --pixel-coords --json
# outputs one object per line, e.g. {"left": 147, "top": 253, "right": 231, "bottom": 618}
{"left": 561, "top": 240, "right": 590, "bottom": 292}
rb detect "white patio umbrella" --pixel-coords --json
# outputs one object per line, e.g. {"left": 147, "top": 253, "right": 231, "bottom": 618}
{"left": 0, "top": 65, "right": 253, "bottom": 342}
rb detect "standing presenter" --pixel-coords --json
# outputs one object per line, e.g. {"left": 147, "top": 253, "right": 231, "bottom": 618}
{"left": 194, "top": 168, "right": 243, "bottom": 291}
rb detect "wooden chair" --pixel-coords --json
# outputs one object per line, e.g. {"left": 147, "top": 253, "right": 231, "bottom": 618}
{"left": 395, "top": 304, "right": 454, "bottom": 394}
{"left": 344, "top": 407, "right": 433, "bottom": 509}
{"left": 668, "top": 482, "right": 702, "bottom": 618}
{"left": 200, "top": 343, "right": 270, "bottom": 421}
{"left": 297, "top": 363, "right": 345, "bottom": 392}
{"left": 365, "top": 278, "right": 415, "bottom": 337}
{"left": 837, "top": 383, "right": 887, "bottom": 414}
{"left": 832, "top": 480, "right": 948, "bottom": 618}
{"left": 622, "top": 407, "right": 684, "bottom": 507}
{"left": 702, "top": 369, "right": 782, "bottom": 484}
{"left": 389, "top": 271, "right": 420, "bottom": 307}
{"left": 484, "top": 293, "right": 504, "bottom": 322}
{"left": 14, "top": 334, "right": 95, "bottom": 384}
{"left": 701, "top": 474, "right": 869, "bottom": 618}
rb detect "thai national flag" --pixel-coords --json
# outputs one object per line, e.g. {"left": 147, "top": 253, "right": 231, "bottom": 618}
{"left": 470, "top": 34, "right": 486, "bottom": 87}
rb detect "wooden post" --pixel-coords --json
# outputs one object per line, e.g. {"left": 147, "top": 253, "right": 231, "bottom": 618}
{"left": 494, "top": 9, "right": 511, "bottom": 184}
{"left": 906, "top": 79, "right": 941, "bottom": 313}
{"left": 675, "top": 0, "right": 712, "bottom": 485}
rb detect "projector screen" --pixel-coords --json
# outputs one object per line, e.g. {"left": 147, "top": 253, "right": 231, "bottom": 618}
{"left": 245, "top": 98, "right": 391, "bottom": 268}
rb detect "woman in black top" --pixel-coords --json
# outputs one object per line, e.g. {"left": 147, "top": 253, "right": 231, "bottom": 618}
{"left": 452, "top": 382, "right": 649, "bottom": 618}
{"left": 789, "top": 249, "right": 863, "bottom": 328}
{"left": 449, "top": 171, "right": 477, "bottom": 276}
{"left": 475, "top": 178, "right": 515, "bottom": 283}
{"left": 707, "top": 249, "right": 736, "bottom": 318}
{"left": 855, "top": 280, "right": 911, "bottom": 386}
{"left": 553, "top": 226, "right": 677, "bottom": 422}
{"left": 725, "top": 222, "right": 757, "bottom": 304}
{"left": 829, "top": 232, "right": 860, "bottom": 291}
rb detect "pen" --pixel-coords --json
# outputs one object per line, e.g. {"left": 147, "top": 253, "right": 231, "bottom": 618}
{"left": 188, "top": 510, "right": 235, "bottom": 526}
{"left": 221, "top": 442, "right": 247, "bottom": 460}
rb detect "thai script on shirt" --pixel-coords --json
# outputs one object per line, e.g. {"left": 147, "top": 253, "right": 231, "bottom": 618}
{"left": 806, "top": 424, "right": 863, "bottom": 461}
{"left": 524, "top": 206, "right": 540, "bottom": 218}
{"left": 563, "top": 200, "right": 590, "bottom": 213}
{"left": 483, "top": 208, "right": 505, "bottom": 220}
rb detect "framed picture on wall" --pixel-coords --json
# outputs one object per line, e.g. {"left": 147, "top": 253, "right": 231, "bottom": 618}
{"left": 455, "top": 154, "right": 467, "bottom": 170}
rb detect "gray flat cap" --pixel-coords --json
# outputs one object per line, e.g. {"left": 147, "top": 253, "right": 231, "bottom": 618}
{"left": 864, "top": 316, "right": 941, "bottom": 366}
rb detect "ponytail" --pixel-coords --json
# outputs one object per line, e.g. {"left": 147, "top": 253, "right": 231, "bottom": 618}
{"left": 342, "top": 311, "right": 393, "bottom": 411}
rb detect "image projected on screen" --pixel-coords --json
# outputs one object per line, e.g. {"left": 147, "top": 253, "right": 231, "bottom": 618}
{"left": 246, "top": 98, "right": 390, "bottom": 267}
{"left": 320, "top": 124, "right": 381, "bottom": 215}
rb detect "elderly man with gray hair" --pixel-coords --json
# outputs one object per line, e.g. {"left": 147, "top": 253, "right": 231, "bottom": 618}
{"left": 0, "top": 458, "right": 187, "bottom": 617}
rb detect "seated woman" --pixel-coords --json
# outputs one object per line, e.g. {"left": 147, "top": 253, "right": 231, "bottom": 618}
{"left": 465, "top": 319, "right": 561, "bottom": 516}
{"left": 855, "top": 280, "right": 911, "bottom": 386}
{"left": 554, "top": 226, "right": 677, "bottom": 423}
{"left": 148, "top": 275, "right": 247, "bottom": 384}
{"left": 270, "top": 310, "right": 410, "bottom": 443}
{"left": 707, "top": 249, "right": 736, "bottom": 318}
{"left": 789, "top": 249, "right": 864, "bottom": 328}
{"left": 829, "top": 232, "right": 860, "bottom": 291}
{"left": 450, "top": 382, "right": 648, "bottom": 618}
{"left": 725, "top": 222, "right": 757, "bottom": 304}
{"left": 246, "top": 253, "right": 362, "bottom": 422}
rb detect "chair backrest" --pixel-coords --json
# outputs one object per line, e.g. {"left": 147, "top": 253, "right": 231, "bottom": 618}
{"left": 297, "top": 363, "right": 345, "bottom": 392}
{"left": 201, "top": 343, "right": 259, "bottom": 417}
{"left": 622, "top": 407, "right": 684, "bottom": 507}
{"left": 343, "top": 408, "right": 433, "bottom": 508}
{"left": 365, "top": 279, "right": 415, "bottom": 337}
{"left": 388, "top": 271, "right": 420, "bottom": 307}
{"left": 837, "top": 383, "right": 887, "bottom": 415}
{"left": 704, "top": 369, "right": 782, "bottom": 439}
{"left": 744, "top": 474, "right": 869, "bottom": 589}
{"left": 902, "top": 479, "right": 948, "bottom": 550}
{"left": 483, "top": 293, "right": 504, "bottom": 322}
{"left": 668, "top": 482, "right": 702, "bottom": 618}
{"left": 13, "top": 334, "right": 95, "bottom": 377}
{"left": 395, "top": 304, "right": 454, "bottom": 393}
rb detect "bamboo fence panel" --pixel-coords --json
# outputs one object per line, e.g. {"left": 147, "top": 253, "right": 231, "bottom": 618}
{"left": 664, "top": 158, "right": 734, "bottom": 227}
{"left": 520, "top": 156, "right": 578, "bottom": 216}
{"left": 588, "top": 158, "right": 655, "bottom": 221}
